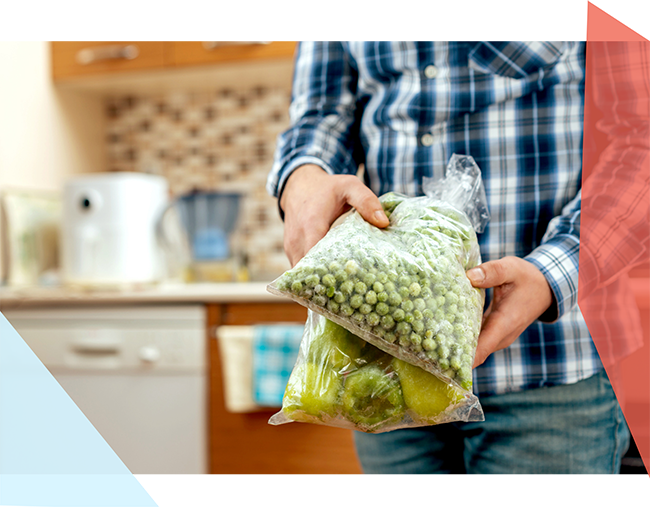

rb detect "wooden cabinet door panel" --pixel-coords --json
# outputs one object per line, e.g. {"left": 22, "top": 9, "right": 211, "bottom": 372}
{"left": 170, "top": 41, "right": 296, "bottom": 67}
{"left": 52, "top": 42, "right": 169, "bottom": 80}
{"left": 207, "top": 303, "right": 362, "bottom": 474}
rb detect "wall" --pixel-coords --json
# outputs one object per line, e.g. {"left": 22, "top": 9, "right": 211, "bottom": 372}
{"left": 0, "top": 41, "right": 105, "bottom": 192}
{"left": 103, "top": 84, "right": 293, "bottom": 281}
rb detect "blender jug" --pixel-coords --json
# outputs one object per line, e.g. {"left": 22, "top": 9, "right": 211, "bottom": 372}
{"left": 157, "top": 191, "right": 243, "bottom": 282}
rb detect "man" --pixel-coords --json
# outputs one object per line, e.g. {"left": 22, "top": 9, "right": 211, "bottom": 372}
{"left": 267, "top": 42, "right": 633, "bottom": 473}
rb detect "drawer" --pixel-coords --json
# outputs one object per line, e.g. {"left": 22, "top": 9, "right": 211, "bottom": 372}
{"left": 51, "top": 41, "right": 169, "bottom": 80}
{"left": 169, "top": 41, "right": 296, "bottom": 67}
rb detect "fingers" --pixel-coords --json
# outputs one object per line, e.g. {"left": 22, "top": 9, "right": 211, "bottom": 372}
{"left": 467, "top": 257, "right": 517, "bottom": 288}
{"left": 472, "top": 310, "right": 517, "bottom": 368}
{"left": 341, "top": 177, "right": 389, "bottom": 228}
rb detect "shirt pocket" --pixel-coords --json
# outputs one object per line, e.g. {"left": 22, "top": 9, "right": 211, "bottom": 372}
{"left": 467, "top": 41, "right": 566, "bottom": 79}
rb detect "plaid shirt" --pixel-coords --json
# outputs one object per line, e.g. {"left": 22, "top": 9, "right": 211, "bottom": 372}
{"left": 268, "top": 41, "right": 602, "bottom": 397}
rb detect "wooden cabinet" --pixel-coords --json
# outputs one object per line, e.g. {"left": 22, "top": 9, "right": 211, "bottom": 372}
{"left": 51, "top": 41, "right": 296, "bottom": 81}
{"left": 170, "top": 41, "right": 296, "bottom": 68}
{"left": 206, "top": 302, "right": 363, "bottom": 474}
{"left": 51, "top": 42, "right": 170, "bottom": 80}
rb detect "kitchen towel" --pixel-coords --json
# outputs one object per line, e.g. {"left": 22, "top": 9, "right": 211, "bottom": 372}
{"left": 252, "top": 324, "right": 304, "bottom": 407}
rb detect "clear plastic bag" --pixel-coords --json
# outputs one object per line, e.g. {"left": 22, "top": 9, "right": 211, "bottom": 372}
{"left": 268, "top": 154, "right": 490, "bottom": 395}
{"left": 269, "top": 311, "right": 484, "bottom": 433}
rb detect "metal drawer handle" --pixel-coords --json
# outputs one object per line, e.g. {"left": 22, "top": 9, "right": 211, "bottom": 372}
{"left": 76, "top": 44, "right": 140, "bottom": 65}
{"left": 202, "top": 41, "right": 270, "bottom": 50}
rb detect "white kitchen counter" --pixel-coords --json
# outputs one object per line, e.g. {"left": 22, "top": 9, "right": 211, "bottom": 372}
{"left": 0, "top": 282, "right": 285, "bottom": 308}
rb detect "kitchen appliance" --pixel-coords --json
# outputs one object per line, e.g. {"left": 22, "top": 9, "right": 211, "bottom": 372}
{"left": 3, "top": 305, "right": 207, "bottom": 474}
{"left": 157, "top": 191, "right": 243, "bottom": 282}
{"left": 62, "top": 172, "right": 169, "bottom": 288}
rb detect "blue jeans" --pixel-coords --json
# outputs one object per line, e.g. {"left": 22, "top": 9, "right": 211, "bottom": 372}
{"left": 353, "top": 369, "right": 630, "bottom": 473}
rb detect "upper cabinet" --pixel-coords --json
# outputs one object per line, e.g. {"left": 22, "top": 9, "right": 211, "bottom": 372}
{"left": 51, "top": 41, "right": 297, "bottom": 82}
{"left": 169, "top": 41, "right": 297, "bottom": 68}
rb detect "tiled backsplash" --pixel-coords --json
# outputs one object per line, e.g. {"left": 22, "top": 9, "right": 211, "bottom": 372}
{"left": 105, "top": 84, "right": 293, "bottom": 281}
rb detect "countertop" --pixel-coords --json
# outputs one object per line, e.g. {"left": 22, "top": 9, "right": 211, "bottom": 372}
{"left": 1, "top": 278, "right": 647, "bottom": 309}
{"left": 0, "top": 281, "right": 285, "bottom": 309}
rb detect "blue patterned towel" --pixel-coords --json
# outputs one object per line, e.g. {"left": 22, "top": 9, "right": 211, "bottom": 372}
{"left": 252, "top": 324, "right": 304, "bottom": 407}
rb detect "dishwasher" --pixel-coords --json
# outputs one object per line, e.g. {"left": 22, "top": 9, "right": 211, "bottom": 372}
{"left": 3, "top": 304, "right": 207, "bottom": 474}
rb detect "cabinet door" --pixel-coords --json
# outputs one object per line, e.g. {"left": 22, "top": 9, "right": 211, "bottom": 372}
{"left": 207, "top": 302, "right": 362, "bottom": 474}
{"left": 170, "top": 41, "right": 296, "bottom": 67}
{"left": 51, "top": 42, "right": 169, "bottom": 80}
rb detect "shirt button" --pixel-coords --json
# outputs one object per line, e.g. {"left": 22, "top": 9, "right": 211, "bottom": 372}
{"left": 421, "top": 133, "right": 434, "bottom": 146}
{"left": 424, "top": 65, "right": 438, "bottom": 79}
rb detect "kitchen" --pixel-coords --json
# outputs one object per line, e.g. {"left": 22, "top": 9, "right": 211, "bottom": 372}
{"left": 1, "top": 39, "right": 649, "bottom": 484}
{"left": 0, "top": 41, "right": 362, "bottom": 475}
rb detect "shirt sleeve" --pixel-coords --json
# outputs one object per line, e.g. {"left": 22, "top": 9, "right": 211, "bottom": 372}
{"left": 526, "top": 41, "right": 650, "bottom": 323}
{"left": 266, "top": 41, "right": 363, "bottom": 203}
{"left": 578, "top": 42, "right": 650, "bottom": 298}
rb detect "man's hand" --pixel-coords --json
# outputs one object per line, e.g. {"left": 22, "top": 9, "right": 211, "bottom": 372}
{"left": 280, "top": 164, "right": 389, "bottom": 267}
{"left": 466, "top": 257, "right": 554, "bottom": 368}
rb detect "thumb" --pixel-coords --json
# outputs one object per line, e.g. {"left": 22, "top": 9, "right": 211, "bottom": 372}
{"left": 343, "top": 178, "right": 390, "bottom": 229}
{"left": 466, "top": 258, "right": 516, "bottom": 288}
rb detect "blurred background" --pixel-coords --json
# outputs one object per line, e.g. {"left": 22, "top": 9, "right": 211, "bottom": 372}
{"left": 0, "top": 41, "right": 362, "bottom": 475}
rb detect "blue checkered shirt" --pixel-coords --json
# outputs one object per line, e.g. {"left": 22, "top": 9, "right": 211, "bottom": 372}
{"left": 267, "top": 41, "right": 602, "bottom": 397}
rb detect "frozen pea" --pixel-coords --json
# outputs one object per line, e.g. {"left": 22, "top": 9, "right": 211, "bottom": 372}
{"left": 434, "top": 309, "right": 446, "bottom": 322}
{"left": 350, "top": 294, "right": 364, "bottom": 309}
{"left": 376, "top": 302, "right": 390, "bottom": 316}
{"left": 401, "top": 300, "right": 414, "bottom": 313}
{"left": 359, "top": 303, "right": 372, "bottom": 315}
{"left": 410, "top": 333, "right": 422, "bottom": 346}
{"left": 413, "top": 309, "right": 423, "bottom": 321}
{"left": 291, "top": 281, "right": 303, "bottom": 293}
{"left": 447, "top": 303, "right": 459, "bottom": 315}
{"left": 399, "top": 335, "right": 411, "bottom": 347}
{"left": 322, "top": 274, "right": 337, "bottom": 287}
{"left": 335, "top": 270, "right": 349, "bottom": 283}
{"left": 398, "top": 286, "right": 410, "bottom": 299}
{"left": 315, "top": 265, "right": 328, "bottom": 277}
{"left": 426, "top": 350, "right": 439, "bottom": 361}
{"left": 340, "top": 280, "right": 355, "bottom": 295}
{"left": 404, "top": 312, "right": 414, "bottom": 324}
{"left": 366, "top": 312, "right": 380, "bottom": 327}
{"left": 396, "top": 322, "right": 412, "bottom": 336}
{"left": 412, "top": 320, "right": 425, "bottom": 334}
{"left": 365, "top": 290, "right": 378, "bottom": 305}
{"left": 345, "top": 260, "right": 359, "bottom": 275}
{"left": 326, "top": 286, "right": 336, "bottom": 298}
{"left": 377, "top": 272, "right": 389, "bottom": 284}
{"left": 327, "top": 300, "right": 340, "bottom": 314}
{"left": 305, "top": 274, "right": 320, "bottom": 288}
{"left": 352, "top": 312, "right": 366, "bottom": 324}
{"left": 377, "top": 291, "right": 389, "bottom": 303}
{"left": 334, "top": 291, "right": 346, "bottom": 304}
{"left": 328, "top": 261, "right": 342, "bottom": 272}
{"left": 354, "top": 281, "right": 367, "bottom": 294}
{"left": 373, "top": 282, "right": 384, "bottom": 293}
{"left": 392, "top": 308, "right": 405, "bottom": 322}
{"left": 409, "top": 282, "right": 422, "bottom": 297}
{"left": 363, "top": 272, "right": 377, "bottom": 286}
{"left": 312, "top": 295, "right": 328, "bottom": 307}
{"left": 413, "top": 298, "right": 426, "bottom": 311}
{"left": 384, "top": 281, "right": 396, "bottom": 293}
{"left": 388, "top": 292, "right": 402, "bottom": 306}
{"left": 384, "top": 332, "right": 397, "bottom": 343}
{"left": 445, "top": 292, "right": 460, "bottom": 306}
{"left": 340, "top": 304, "right": 354, "bottom": 317}
{"left": 423, "top": 337, "right": 437, "bottom": 351}
{"left": 398, "top": 275, "right": 411, "bottom": 287}
{"left": 381, "top": 315, "right": 396, "bottom": 330}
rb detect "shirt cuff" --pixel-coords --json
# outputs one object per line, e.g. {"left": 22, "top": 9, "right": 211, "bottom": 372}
{"left": 275, "top": 156, "right": 337, "bottom": 221}
{"left": 524, "top": 234, "right": 580, "bottom": 323}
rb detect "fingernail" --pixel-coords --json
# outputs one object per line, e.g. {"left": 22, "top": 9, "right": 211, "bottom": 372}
{"left": 374, "top": 210, "right": 387, "bottom": 223}
{"left": 467, "top": 267, "right": 485, "bottom": 283}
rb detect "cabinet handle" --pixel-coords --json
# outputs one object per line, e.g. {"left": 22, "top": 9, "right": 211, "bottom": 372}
{"left": 201, "top": 41, "right": 270, "bottom": 51}
{"left": 76, "top": 44, "right": 140, "bottom": 65}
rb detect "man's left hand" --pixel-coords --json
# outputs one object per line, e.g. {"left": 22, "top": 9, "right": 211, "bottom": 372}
{"left": 466, "top": 257, "right": 554, "bottom": 368}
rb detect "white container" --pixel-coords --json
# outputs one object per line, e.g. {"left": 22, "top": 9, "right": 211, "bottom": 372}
{"left": 62, "top": 172, "right": 169, "bottom": 287}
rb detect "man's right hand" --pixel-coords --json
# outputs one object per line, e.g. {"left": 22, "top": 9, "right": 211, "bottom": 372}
{"left": 280, "top": 164, "right": 390, "bottom": 267}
